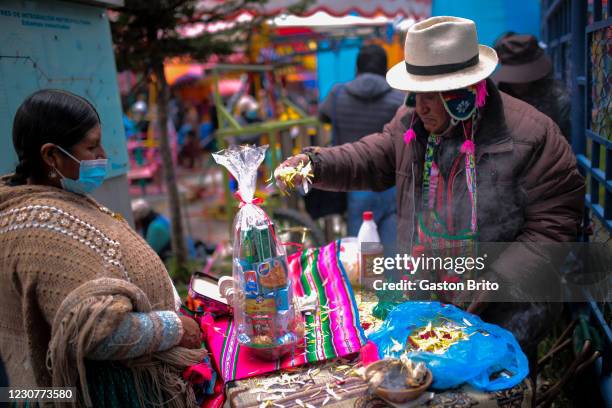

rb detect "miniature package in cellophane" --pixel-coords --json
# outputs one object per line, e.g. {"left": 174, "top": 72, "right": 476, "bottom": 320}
{"left": 212, "top": 145, "right": 303, "bottom": 360}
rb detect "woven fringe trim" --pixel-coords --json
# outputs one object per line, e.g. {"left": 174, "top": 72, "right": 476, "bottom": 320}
{"left": 47, "top": 278, "right": 205, "bottom": 407}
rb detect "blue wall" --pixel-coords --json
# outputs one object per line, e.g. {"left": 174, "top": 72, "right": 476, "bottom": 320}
{"left": 316, "top": 38, "right": 362, "bottom": 101}
{"left": 432, "top": 0, "right": 541, "bottom": 46}
{"left": 0, "top": 0, "right": 128, "bottom": 178}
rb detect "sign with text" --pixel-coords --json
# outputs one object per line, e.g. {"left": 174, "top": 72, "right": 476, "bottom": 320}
{"left": 0, "top": 0, "right": 128, "bottom": 178}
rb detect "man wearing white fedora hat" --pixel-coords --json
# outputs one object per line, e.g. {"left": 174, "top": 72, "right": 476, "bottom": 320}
{"left": 276, "top": 17, "right": 584, "bottom": 357}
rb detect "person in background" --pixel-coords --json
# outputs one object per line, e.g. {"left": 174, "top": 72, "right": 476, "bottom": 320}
{"left": 179, "top": 128, "right": 202, "bottom": 169}
{"left": 235, "top": 95, "right": 263, "bottom": 144}
{"left": 318, "top": 44, "right": 404, "bottom": 250}
{"left": 169, "top": 88, "right": 185, "bottom": 132}
{"left": 131, "top": 92, "right": 149, "bottom": 133}
{"left": 237, "top": 95, "right": 263, "bottom": 125}
{"left": 493, "top": 33, "right": 572, "bottom": 141}
{"left": 123, "top": 111, "right": 139, "bottom": 139}
{"left": 132, "top": 198, "right": 197, "bottom": 262}
{"left": 178, "top": 102, "right": 200, "bottom": 146}
{"left": 0, "top": 89, "right": 204, "bottom": 407}
{"left": 122, "top": 96, "right": 139, "bottom": 139}
{"left": 132, "top": 198, "right": 173, "bottom": 260}
{"left": 199, "top": 110, "right": 216, "bottom": 152}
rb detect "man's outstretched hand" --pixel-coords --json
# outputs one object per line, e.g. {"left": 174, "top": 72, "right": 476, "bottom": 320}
{"left": 274, "top": 154, "right": 311, "bottom": 192}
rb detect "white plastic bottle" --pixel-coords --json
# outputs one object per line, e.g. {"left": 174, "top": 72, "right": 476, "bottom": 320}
{"left": 357, "top": 211, "right": 384, "bottom": 282}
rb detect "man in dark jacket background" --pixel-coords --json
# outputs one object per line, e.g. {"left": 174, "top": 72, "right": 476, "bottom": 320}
{"left": 493, "top": 33, "right": 572, "bottom": 142}
{"left": 319, "top": 44, "right": 404, "bottom": 248}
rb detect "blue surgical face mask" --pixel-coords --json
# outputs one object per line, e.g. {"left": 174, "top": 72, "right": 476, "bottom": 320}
{"left": 54, "top": 145, "right": 108, "bottom": 195}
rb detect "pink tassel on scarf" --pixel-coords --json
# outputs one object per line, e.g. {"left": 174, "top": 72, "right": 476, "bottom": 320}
{"left": 403, "top": 128, "right": 416, "bottom": 145}
{"left": 461, "top": 139, "right": 475, "bottom": 155}
{"left": 360, "top": 341, "right": 380, "bottom": 366}
{"left": 475, "top": 80, "right": 488, "bottom": 108}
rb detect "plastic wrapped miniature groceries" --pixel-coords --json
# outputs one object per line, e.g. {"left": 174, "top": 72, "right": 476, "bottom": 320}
{"left": 213, "top": 145, "right": 303, "bottom": 360}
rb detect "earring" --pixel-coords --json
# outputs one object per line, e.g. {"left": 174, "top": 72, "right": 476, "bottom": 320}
{"left": 49, "top": 170, "right": 57, "bottom": 179}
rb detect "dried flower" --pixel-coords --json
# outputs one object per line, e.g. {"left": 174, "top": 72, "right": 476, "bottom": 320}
{"left": 406, "top": 320, "right": 466, "bottom": 354}
{"left": 390, "top": 337, "right": 403, "bottom": 352}
{"left": 272, "top": 161, "right": 314, "bottom": 194}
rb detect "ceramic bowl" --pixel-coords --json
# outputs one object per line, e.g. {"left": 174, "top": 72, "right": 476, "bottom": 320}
{"left": 364, "top": 360, "right": 433, "bottom": 403}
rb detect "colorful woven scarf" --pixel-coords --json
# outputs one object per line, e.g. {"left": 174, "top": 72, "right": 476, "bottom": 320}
{"left": 415, "top": 81, "right": 489, "bottom": 259}
{"left": 404, "top": 81, "right": 486, "bottom": 235}
{"left": 196, "top": 241, "right": 366, "bottom": 384}
{"left": 461, "top": 120, "right": 478, "bottom": 233}
{"left": 437, "top": 80, "right": 486, "bottom": 234}
{"left": 417, "top": 122, "right": 479, "bottom": 243}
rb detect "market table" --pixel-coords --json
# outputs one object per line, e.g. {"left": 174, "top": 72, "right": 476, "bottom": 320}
{"left": 224, "top": 358, "right": 532, "bottom": 408}
{"left": 223, "top": 291, "right": 533, "bottom": 408}
{"left": 192, "top": 240, "right": 532, "bottom": 407}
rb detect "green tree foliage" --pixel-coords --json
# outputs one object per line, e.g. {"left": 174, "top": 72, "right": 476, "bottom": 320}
{"left": 110, "top": 0, "right": 311, "bottom": 277}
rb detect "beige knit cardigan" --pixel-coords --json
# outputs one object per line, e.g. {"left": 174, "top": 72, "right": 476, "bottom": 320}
{"left": 0, "top": 176, "right": 203, "bottom": 406}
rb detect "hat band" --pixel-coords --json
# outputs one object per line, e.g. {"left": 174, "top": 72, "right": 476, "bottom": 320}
{"left": 405, "top": 54, "right": 479, "bottom": 76}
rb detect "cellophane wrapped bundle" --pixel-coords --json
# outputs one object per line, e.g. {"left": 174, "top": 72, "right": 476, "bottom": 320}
{"left": 213, "top": 145, "right": 303, "bottom": 360}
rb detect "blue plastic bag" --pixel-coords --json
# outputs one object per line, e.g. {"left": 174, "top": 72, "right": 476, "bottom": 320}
{"left": 368, "top": 302, "right": 529, "bottom": 391}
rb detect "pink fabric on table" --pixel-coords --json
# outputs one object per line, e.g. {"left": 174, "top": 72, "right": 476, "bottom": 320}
{"left": 202, "top": 240, "right": 366, "bottom": 383}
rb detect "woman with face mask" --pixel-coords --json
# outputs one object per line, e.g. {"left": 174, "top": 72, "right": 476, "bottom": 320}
{"left": 0, "top": 90, "right": 206, "bottom": 407}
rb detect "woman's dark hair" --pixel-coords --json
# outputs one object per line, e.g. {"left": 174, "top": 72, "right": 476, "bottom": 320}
{"left": 10, "top": 89, "right": 100, "bottom": 185}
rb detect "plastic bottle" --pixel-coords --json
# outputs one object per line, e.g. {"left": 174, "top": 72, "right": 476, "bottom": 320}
{"left": 357, "top": 211, "right": 384, "bottom": 281}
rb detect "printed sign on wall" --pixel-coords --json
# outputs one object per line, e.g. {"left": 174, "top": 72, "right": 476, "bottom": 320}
{"left": 0, "top": 1, "right": 128, "bottom": 178}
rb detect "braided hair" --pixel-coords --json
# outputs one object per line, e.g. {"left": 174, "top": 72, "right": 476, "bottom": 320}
{"left": 10, "top": 89, "right": 100, "bottom": 185}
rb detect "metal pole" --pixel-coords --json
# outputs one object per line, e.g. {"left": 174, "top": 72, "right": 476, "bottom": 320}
{"left": 570, "top": 0, "right": 586, "bottom": 156}
{"left": 213, "top": 69, "right": 235, "bottom": 222}
{"left": 570, "top": 0, "right": 588, "bottom": 241}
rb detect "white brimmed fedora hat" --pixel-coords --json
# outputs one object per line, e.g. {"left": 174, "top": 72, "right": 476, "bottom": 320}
{"left": 386, "top": 16, "right": 498, "bottom": 92}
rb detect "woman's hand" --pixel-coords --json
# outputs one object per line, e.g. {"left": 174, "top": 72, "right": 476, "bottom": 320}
{"left": 274, "top": 154, "right": 311, "bottom": 192}
{"left": 178, "top": 315, "right": 202, "bottom": 349}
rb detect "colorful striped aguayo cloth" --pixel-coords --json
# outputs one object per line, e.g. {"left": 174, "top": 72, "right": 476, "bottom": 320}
{"left": 204, "top": 240, "right": 366, "bottom": 383}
